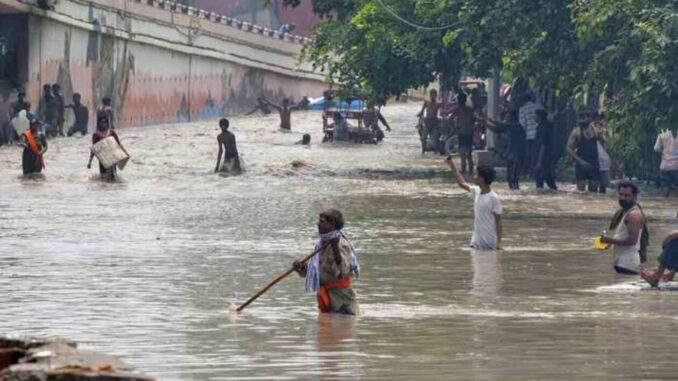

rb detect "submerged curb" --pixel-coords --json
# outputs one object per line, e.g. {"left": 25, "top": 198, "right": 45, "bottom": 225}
{"left": 0, "top": 336, "right": 154, "bottom": 381}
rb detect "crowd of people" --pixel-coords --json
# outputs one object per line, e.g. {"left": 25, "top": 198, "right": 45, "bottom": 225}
{"left": 0, "top": 85, "right": 105, "bottom": 147}
{"left": 0, "top": 85, "right": 120, "bottom": 178}
{"left": 289, "top": 159, "right": 677, "bottom": 315}
{"left": 1, "top": 83, "right": 677, "bottom": 315}
{"left": 418, "top": 89, "right": 678, "bottom": 197}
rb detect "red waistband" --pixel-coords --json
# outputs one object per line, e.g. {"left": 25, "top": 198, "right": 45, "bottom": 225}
{"left": 317, "top": 278, "right": 352, "bottom": 313}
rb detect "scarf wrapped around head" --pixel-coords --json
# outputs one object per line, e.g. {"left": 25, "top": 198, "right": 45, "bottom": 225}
{"left": 305, "top": 230, "right": 360, "bottom": 293}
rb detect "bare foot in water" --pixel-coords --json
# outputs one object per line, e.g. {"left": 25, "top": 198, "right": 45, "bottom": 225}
{"left": 640, "top": 268, "right": 659, "bottom": 287}
{"left": 662, "top": 271, "right": 676, "bottom": 282}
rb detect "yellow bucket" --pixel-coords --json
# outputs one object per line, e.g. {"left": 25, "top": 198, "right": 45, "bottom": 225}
{"left": 593, "top": 236, "right": 611, "bottom": 251}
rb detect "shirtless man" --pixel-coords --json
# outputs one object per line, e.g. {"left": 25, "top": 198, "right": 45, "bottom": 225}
{"left": 97, "top": 97, "right": 114, "bottom": 129}
{"left": 66, "top": 93, "right": 89, "bottom": 136}
{"left": 263, "top": 97, "right": 296, "bottom": 130}
{"left": 363, "top": 104, "right": 391, "bottom": 131}
{"left": 52, "top": 84, "right": 65, "bottom": 137}
{"left": 418, "top": 89, "right": 440, "bottom": 131}
{"left": 215, "top": 118, "right": 241, "bottom": 175}
{"left": 39, "top": 84, "right": 57, "bottom": 137}
{"left": 363, "top": 103, "right": 391, "bottom": 143}
{"left": 453, "top": 93, "right": 476, "bottom": 174}
{"left": 245, "top": 97, "right": 272, "bottom": 116}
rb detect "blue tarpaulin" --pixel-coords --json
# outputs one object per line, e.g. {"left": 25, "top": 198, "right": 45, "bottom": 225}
{"left": 308, "top": 97, "right": 364, "bottom": 111}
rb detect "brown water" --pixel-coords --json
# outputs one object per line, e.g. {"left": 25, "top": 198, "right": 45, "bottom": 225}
{"left": 1, "top": 103, "right": 677, "bottom": 380}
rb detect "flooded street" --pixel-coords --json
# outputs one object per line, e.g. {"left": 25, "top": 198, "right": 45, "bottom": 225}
{"left": 1, "top": 103, "right": 677, "bottom": 380}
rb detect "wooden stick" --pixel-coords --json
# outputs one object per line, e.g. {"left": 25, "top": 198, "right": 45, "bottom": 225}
{"left": 236, "top": 239, "right": 336, "bottom": 312}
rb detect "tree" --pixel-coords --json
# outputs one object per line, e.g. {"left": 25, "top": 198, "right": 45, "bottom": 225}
{"left": 286, "top": 0, "right": 465, "bottom": 102}
{"left": 573, "top": 0, "right": 678, "bottom": 177}
{"left": 287, "top": 0, "right": 678, "bottom": 178}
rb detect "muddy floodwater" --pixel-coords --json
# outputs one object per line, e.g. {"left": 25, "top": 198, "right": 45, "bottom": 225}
{"left": 1, "top": 103, "right": 677, "bottom": 380}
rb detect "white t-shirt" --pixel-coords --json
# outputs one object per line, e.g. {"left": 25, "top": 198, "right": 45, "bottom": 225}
{"left": 597, "top": 141, "right": 610, "bottom": 171}
{"left": 654, "top": 131, "right": 678, "bottom": 171}
{"left": 518, "top": 101, "right": 541, "bottom": 140}
{"left": 468, "top": 186, "right": 502, "bottom": 250}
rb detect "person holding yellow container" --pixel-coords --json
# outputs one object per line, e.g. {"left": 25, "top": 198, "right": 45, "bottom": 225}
{"left": 597, "top": 181, "right": 649, "bottom": 275}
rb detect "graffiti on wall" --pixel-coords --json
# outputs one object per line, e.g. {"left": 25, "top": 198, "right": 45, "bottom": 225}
{"left": 86, "top": 9, "right": 135, "bottom": 124}
{"left": 33, "top": 3, "right": 325, "bottom": 128}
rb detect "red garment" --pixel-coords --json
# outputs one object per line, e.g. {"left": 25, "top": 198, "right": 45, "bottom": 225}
{"left": 316, "top": 277, "right": 351, "bottom": 313}
{"left": 24, "top": 130, "right": 45, "bottom": 168}
{"left": 92, "top": 129, "right": 120, "bottom": 145}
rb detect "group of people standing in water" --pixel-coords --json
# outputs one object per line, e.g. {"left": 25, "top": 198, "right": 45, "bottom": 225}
{"left": 13, "top": 93, "right": 124, "bottom": 181}
{"left": 5, "top": 92, "right": 678, "bottom": 317}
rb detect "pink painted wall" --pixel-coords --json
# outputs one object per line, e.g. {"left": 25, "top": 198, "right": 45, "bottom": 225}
{"left": 194, "top": 0, "right": 320, "bottom": 37}
{"left": 26, "top": 16, "right": 325, "bottom": 129}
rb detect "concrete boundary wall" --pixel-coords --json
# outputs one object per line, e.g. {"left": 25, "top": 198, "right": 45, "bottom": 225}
{"left": 2, "top": 0, "right": 325, "bottom": 128}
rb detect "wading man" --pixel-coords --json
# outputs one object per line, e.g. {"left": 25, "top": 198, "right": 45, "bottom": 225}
{"left": 293, "top": 209, "right": 360, "bottom": 315}
{"left": 600, "top": 181, "right": 647, "bottom": 275}
{"left": 484, "top": 110, "right": 525, "bottom": 190}
{"left": 97, "top": 97, "right": 114, "bottom": 129}
{"left": 454, "top": 93, "right": 476, "bottom": 174}
{"left": 66, "top": 93, "right": 89, "bottom": 136}
{"left": 263, "top": 97, "right": 296, "bottom": 131}
{"left": 215, "top": 118, "right": 241, "bottom": 175}
{"left": 52, "top": 84, "right": 65, "bottom": 137}
{"left": 445, "top": 157, "right": 503, "bottom": 251}
{"left": 567, "top": 109, "right": 601, "bottom": 192}
{"left": 39, "top": 84, "right": 58, "bottom": 137}
{"left": 418, "top": 89, "right": 441, "bottom": 147}
{"left": 88, "top": 115, "right": 128, "bottom": 182}
{"left": 20, "top": 119, "right": 47, "bottom": 175}
{"left": 654, "top": 126, "right": 678, "bottom": 197}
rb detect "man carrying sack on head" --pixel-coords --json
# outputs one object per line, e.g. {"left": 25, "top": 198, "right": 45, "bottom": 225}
{"left": 293, "top": 209, "right": 360, "bottom": 315}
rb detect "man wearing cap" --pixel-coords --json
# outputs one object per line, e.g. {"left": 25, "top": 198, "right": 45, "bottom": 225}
{"left": 567, "top": 109, "right": 603, "bottom": 192}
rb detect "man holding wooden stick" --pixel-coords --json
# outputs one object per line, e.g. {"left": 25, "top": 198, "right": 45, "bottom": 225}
{"left": 293, "top": 209, "right": 360, "bottom": 315}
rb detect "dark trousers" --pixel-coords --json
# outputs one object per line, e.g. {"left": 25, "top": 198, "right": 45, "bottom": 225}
{"left": 524, "top": 139, "right": 537, "bottom": 174}
{"left": 536, "top": 160, "right": 557, "bottom": 190}
{"left": 507, "top": 157, "right": 522, "bottom": 188}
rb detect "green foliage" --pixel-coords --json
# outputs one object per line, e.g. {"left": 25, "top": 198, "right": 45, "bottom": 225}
{"left": 573, "top": 0, "right": 678, "bottom": 174}
{"left": 289, "top": 0, "right": 678, "bottom": 177}
{"left": 297, "top": 0, "right": 463, "bottom": 102}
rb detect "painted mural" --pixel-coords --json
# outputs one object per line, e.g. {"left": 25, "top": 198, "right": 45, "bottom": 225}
{"left": 24, "top": 1, "right": 325, "bottom": 129}
{"left": 194, "top": 0, "right": 320, "bottom": 37}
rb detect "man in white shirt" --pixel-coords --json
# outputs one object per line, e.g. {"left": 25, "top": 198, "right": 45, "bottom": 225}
{"left": 445, "top": 156, "right": 503, "bottom": 250}
{"left": 654, "top": 127, "right": 678, "bottom": 197}
{"left": 518, "top": 94, "right": 542, "bottom": 173}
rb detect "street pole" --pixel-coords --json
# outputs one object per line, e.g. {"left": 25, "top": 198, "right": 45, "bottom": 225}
{"left": 486, "top": 68, "right": 501, "bottom": 149}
